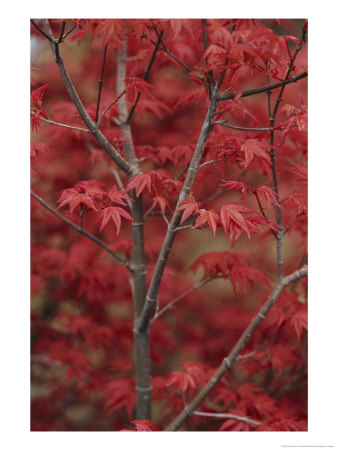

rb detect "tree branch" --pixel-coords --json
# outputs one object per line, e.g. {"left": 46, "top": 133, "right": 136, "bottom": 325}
{"left": 31, "top": 190, "right": 134, "bottom": 273}
{"left": 150, "top": 279, "right": 207, "bottom": 323}
{"left": 198, "top": 158, "right": 228, "bottom": 170}
{"left": 165, "top": 265, "right": 308, "bottom": 430}
{"left": 217, "top": 71, "right": 307, "bottom": 102}
{"left": 135, "top": 89, "right": 219, "bottom": 334}
{"left": 31, "top": 19, "right": 54, "bottom": 43}
{"left": 95, "top": 43, "right": 108, "bottom": 123}
{"left": 40, "top": 19, "right": 134, "bottom": 177}
{"left": 62, "top": 22, "right": 80, "bottom": 40}
{"left": 116, "top": 35, "right": 150, "bottom": 420}
{"left": 31, "top": 112, "right": 90, "bottom": 133}
{"left": 97, "top": 90, "right": 126, "bottom": 126}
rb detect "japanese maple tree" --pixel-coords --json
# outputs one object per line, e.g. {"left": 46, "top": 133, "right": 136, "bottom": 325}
{"left": 31, "top": 18, "right": 308, "bottom": 431}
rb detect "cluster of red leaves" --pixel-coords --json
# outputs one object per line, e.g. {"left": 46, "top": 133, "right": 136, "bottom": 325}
{"left": 31, "top": 84, "right": 48, "bottom": 131}
{"left": 57, "top": 181, "right": 133, "bottom": 234}
{"left": 177, "top": 193, "right": 276, "bottom": 240}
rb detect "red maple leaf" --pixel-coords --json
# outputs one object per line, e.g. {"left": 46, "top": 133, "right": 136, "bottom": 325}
{"left": 290, "top": 308, "right": 308, "bottom": 341}
{"left": 165, "top": 370, "right": 196, "bottom": 392}
{"left": 127, "top": 173, "right": 153, "bottom": 197}
{"left": 31, "top": 109, "right": 47, "bottom": 132}
{"left": 256, "top": 186, "right": 279, "bottom": 207}
{"left": 106, "top": 185, "right": 132, "bottom": 206}
{"left": 241, "top": 139, "right": 272, "bottom": 169}
{"left": 57, "top": 191, "right": 100, "bottom": 214}
{"left": 152, "top": 195, "right": 171, "bottom": 215}
{"left": 96, "top": 206, "right": 133, "bottom": 234}
{"left": 131, "top": 419, "right": 159, "bottom": 431}
{"left": 190, "top": 250, "right": 250, "bottom": 279}
{"left": 220, "top": 202, "right": 253, "bottom": 240}
{"left": 230, "top": 265, "right": 271, "bottom": 294}
{"left": 103, "top": 377, "right": 136, "bottom": 417}
{"left": 125, "top": 77, "right": 157, "bottom": 104}
{"left": 192, "top": 209, "right": 219, "bottom": 237}
{"left": 57, "top": 180, "right": 105, "bottom": 214}
{"left": 31, "top": 84, "right": 48, "bottom": 108}
{"left": 221, "top": 180, "right": 252, "bottom": 200}
{"left": 177, "top": 195, "right": 200, "bottom": 224}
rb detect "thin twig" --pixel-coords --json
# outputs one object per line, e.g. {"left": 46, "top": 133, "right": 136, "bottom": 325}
{"left": 192, "top": 411, "right": 260, "bottom": 426}
{"left": 58, "top": 21, "right": 66, "bottom": 42}
{"left": 174, "top": 224, "right": 194, "bottom": 232}
{"left": 235, "top": 349, "right": 259, "bottom": 361}
{"left": 199, "top": 158, "right": 227, "bottom": 169}
{"left": 31, "top": 190, "right": 134, "bottom": 273}
{"left": 31, "top": 112, "right": 90, "bottom": 133}
{"left": 150, "top": 279, "right": 207, "bottom": 323}
{"left": 62, "top": 22, "right": 80, "bottom": 40}
{"left": 213, "top": 121, "right": 272, "bottom": 132}
{"left": 95, "top": 43, "right": 108, "bottom": 123}
{"left": 97, "top": 90, "right": 126, "bottom": 126}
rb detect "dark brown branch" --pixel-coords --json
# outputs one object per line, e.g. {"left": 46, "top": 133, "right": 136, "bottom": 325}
{"left": 217, "top": 71, "right": 307, "bottom": 102}
{"left": 150, "top": 26, "right": 192, "bottom": 73}
{"left": 58, "top": 21, "right": 66, "bottom": 42}
{"left": 135, "top": 89, "right": 219, "bottom": 334}
{"left": 40, "top": 20, "right": 134, "bottom": 177}
{"left": 126, "top": 31, "right": 163, "bottom": 124}
{"left": 95, "top": 43, "right": 108, "bottom": 123}
{"left": 31, "top": 19, "right": 54, "bottom": 43}
{"left": 31, "top": 190, "right": 134, "bottom": 273}
{"left": 62, "top": 22, "right": 79, "bottom": 40}
{"left": 165, "top": 265, "right": 308, "bottom": 431}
